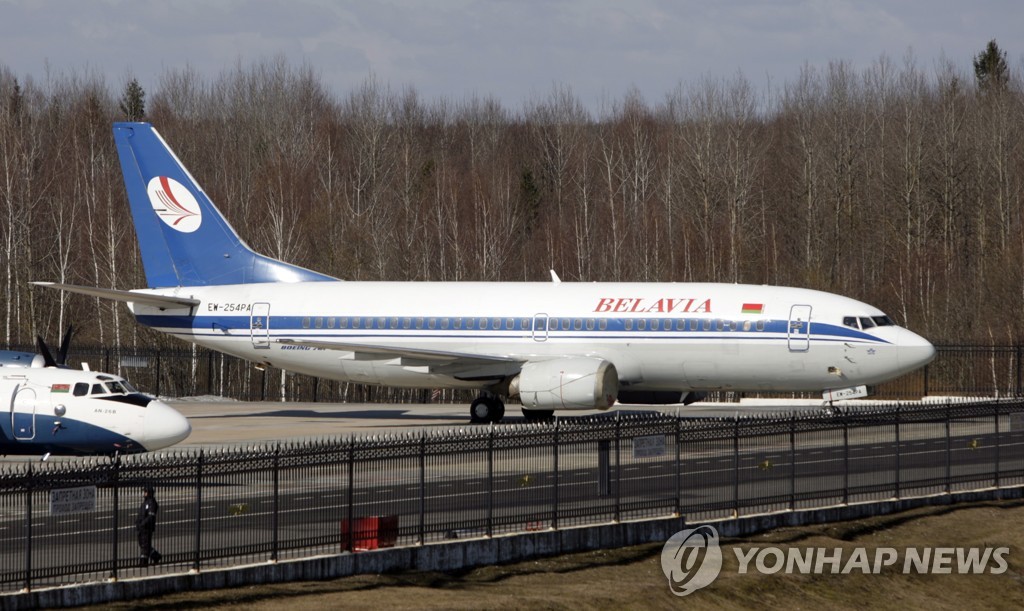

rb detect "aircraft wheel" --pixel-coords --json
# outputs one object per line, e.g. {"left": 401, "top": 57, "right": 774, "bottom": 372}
{"left": 470, "top": 397, "right": 505, "bottom": 423}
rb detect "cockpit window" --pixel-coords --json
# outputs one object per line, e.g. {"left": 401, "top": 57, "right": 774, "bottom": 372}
{"left": 843, "top": 316, "right": 859, "bottom": 329}
{"left": 91, "top": 384, "right": 104, "bottom": 395}
{"left": 73, "top": 383, "right": 89, "bottom": 397}
{"left": 872, "top": 316, "right": 894, "bottom": 327}
{"left": 105, "top": 381, "right": 129, "bottom": 395}
{"left": 859, "top": 317, "right": 876, "bottom": 329}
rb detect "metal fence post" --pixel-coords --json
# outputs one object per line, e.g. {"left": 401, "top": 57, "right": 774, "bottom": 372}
{"left": 614, "top": 412, "right": 621, "bottom": 522}
{"left": 895, "top": 404, "right": 901, "bottom": 499}
{"left": 842, "top": 415, "right": 849, "bottom": 505}
{"left": 552, "top": 419, "right": 559, "bottom": 530}
{"left": 675, "top": 416, "right": 682, "bottom": 516}
{"left": 733, "top": 418, "right": 740, "bottom": 517}
{"left": 789, "top": 413, "right": 796, "bottom": 511}
{"left": 487, "top": 425, "right": 494, "bottom": 538}
{"left": 945, "top": 403, "right": 952, "bottom": 494}
{"left": 194, "top": 450, "right": 204, "bottom": 572}
{"left": 346, "top": 436, "right": 355, "bottom": 553}
{"left": 994, "top": 402, "right": 1001, "bottom": 489}
{"left": 24, "top": 464, "right": 32, "bottom": 592}
{"left": 418, "top": 431, "right": 426, "bottom": 545}
{"left": 110, "top": 455, "right": 120, "bottom": 580}
{"left": 271, "top": 444, "right": 280, "bottom": 562}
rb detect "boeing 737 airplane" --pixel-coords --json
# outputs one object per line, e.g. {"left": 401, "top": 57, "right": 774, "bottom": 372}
{"left": 34, "top": 123, "right": 936, "bottom": 423}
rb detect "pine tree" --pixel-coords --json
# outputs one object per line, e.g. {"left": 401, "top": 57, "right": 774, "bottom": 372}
{"left": 119, "top": 78, "right": 146, "bottom": 121}
{"left": 973, "top": 39, "right": 1009, "bottom": 92}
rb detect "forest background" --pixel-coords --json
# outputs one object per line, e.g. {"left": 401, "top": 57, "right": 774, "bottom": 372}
{"left": 1, "top": 43, "right": 1022, "bottom": 351}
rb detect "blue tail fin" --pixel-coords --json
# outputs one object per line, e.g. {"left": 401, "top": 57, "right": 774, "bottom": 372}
{"left": 113, "top": 122, "right": 336, "bottom": 288}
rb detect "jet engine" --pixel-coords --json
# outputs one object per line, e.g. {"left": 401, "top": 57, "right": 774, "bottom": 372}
{"left": 509, "top": 358, "right": 618, "bottom": 410}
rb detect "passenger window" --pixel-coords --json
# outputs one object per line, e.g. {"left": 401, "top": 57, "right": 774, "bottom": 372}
{"left": 586, "top": 319, "right": 595, "bottom": 331}
{"left": 402, "top": 318, "right": 411, "bottom": 329}
{"left": 391, "top": 318, "right": 399, "bottom": 329}
{"left": 340, "top": 318, "right": 349, "bottom": 329}
{"left": 599, "top": 319, "right": 607, "bottom": 331}
{"left": 756, "top": 320, "right": 766, "bottom": 332}
{"left": 702, "top": 319, "right": 711, "bottom": 331}
{"left": 506, "top": 318, "right": 514, "bottom": 330}
{"left": 415, "top": 318, "right": 423, "bottom": 329}
{"left": 73, "top": 383, "right": 89, "bottom": 397}
{"left": 743, "top": 320, "right": 752, "bottom": 332}
{"left": 650, "top": 319, "right": 659, "bottom": 331}
{"left": 377, "top": 318, "right": 386, "bottom": 329}
{"left": 428, "top": 318, "right": 436, "bottom": 330}
{"left": 625, "top": 319, "right": 633, "bottom": 331}
{"left": 574, "top": 319, "right": 582, "bottom": 331}
{"left": 352, "top": 318, "right": 361, "bottom": 329}
{"left": 328, "top": 318, "right": 336, "bottom": 329}
{"left": 315, "top": 317, "right": 323, "bottom": 329}
{"left": 637, "top": 319, "right": 646, "bottom": 331}
{"left": 454, "top": 318, "right": 463, "bottom": 330}
{"left": 302, "top": 317, "right": 310, "bottom": 329}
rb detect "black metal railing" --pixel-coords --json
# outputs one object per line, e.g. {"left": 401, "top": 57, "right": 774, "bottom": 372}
{"left": 2, "top": 397, "right": 1024, "bottom": 593}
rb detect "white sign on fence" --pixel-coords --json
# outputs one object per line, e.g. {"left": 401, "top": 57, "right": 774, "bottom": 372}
{"left": 633, "top": 434, "right": 667, "bottom": 459}
{"left": 49, "top": 486, "right": 97, "bottom": 515}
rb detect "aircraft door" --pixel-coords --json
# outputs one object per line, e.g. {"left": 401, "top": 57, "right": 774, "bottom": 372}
{"left": 251, "top": 302, "right": 271, "bottom": 349}
{"left": 12, "top": 387, "right": 36, "bottom": 440}
{"left": 788, "top": 305, "right": 812, "bottom": 352}
{"left": 532, "top": 314, "right": 549, "bottom": 342}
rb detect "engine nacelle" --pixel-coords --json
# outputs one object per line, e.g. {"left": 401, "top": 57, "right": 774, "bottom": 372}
{"left": 510, "top": 358, "right": 618, "bottom": 411}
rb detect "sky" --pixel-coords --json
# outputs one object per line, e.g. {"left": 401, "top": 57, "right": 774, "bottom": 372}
{"left": 0, "top": 1, "right": 1020, "bottom": 112}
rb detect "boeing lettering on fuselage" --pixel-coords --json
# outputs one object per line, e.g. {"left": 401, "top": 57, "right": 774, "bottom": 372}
{"left": 594, "top": 298, "right": 712, "bottom": 314}
{"left": 33, "top": 123, "right": 937, "bottom": 425}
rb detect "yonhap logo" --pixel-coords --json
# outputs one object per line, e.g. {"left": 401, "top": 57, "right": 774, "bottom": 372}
{"left": 661, "top": 525, "right": 723, "bottom": 596}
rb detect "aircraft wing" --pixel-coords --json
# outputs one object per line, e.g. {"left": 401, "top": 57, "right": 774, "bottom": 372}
{"left": 32, "top": 282, "right": 200, "bottom": 309}
{"left": 276, "top": 338, "right": 523, "bottom": 380}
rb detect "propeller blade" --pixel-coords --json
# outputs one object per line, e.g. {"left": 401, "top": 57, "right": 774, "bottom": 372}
{"left": 36, "top": 335, "right": 57, "bottom": 368}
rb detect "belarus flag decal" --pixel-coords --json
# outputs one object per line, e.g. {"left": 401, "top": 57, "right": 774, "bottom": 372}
{"left": 741, "top": 303, "right": 764, "bottom": 315}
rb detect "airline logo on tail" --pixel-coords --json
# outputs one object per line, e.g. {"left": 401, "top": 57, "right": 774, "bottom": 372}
{"left": 147, "top": 176, "right": 202, "bottom": 233}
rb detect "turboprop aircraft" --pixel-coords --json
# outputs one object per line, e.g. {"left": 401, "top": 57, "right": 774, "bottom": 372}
{"left": 0, "top": 328, "right": 191, "bottom": 457}
{"left": 34, "top": 122, "right": 935, "bottom": 423}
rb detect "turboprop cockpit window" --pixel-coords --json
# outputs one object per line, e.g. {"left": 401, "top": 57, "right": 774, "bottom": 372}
{"left": 105, "top": 381, "right": 129, "bottom": 394}
{"left": 74, "top": 383, "right": 89, "bottom": 396}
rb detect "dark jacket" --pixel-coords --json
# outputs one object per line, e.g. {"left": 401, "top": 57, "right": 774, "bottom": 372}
{"left": 136, "top": 495, "right": 159, "bottom": 532}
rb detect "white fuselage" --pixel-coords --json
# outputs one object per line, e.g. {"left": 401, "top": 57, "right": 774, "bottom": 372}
{"left": 0, "top": 366, "right": 191, "bottom": 456}
{"left": 128, "top": 281, "right": 935, "bottom": 399}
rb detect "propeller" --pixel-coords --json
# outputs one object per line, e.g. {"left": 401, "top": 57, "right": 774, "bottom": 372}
{"left": 36, "top": 325, "right": 73, "bottom": 368}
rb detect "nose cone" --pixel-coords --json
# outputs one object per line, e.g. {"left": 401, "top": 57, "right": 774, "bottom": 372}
{"left": 143, "top": 400, "right": 191, "bottom": 450}
{"left": 897, "top": 328, "right": 936, "bottom": 372}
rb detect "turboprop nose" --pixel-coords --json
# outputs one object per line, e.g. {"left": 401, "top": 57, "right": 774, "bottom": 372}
{"left": 143, "top": 400, "right": 191, "bottom": 450}
{"left": 897, "top": 328, "right": 936, "bottom": 372}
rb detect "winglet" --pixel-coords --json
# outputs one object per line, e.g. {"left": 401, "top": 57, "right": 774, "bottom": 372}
{"left": 550, "top": 269, "right": 561, "bottom": 283}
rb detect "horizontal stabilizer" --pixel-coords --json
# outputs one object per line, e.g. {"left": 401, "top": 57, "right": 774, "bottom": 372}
{"left": 32, "top": 282, "right": 199, "bottom": 309}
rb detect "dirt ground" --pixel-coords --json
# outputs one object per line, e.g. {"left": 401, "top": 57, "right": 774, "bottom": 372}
{"left": 85, "top": 499, "right": 1024, "bottom": 610}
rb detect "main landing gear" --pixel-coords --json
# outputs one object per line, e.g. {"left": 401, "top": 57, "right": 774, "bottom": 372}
{"left": 469, "top": 395, "right": 555, "bottom": 424}
{"left": 470, "top": 395, "right": 505, "bottom": 423}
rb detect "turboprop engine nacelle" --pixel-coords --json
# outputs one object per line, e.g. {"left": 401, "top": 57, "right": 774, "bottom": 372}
{"left": 510, "top": 357, "right": 618, "bottom": 411}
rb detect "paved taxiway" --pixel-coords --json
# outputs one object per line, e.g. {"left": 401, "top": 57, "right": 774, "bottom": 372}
{"left": 168, "top": 398, "right": 841, "bottom": 447}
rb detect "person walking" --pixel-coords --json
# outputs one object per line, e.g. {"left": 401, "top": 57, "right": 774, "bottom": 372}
{"left": 135, "top": 486, "right": 160, "bottom": 566}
